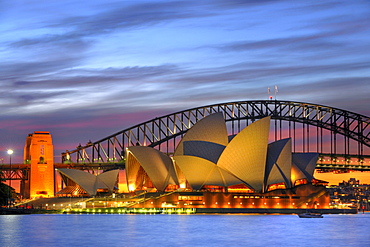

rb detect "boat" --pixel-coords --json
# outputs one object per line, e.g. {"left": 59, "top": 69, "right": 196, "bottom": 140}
{"left": 298, "top": 212, "right": 323, "bottom": 218}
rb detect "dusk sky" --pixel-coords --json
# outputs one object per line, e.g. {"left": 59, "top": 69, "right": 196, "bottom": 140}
{"left": 1, "top": 0, "right": 370, "bottom": 164}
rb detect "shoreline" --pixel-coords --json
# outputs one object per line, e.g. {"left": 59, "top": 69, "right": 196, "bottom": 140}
{"left": 1, "top": 207, "right": 359, "bottom": 215}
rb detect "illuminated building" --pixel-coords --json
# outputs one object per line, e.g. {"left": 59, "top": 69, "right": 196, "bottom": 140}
{"left": 124, "top": 113, "right": 330, "bottom": 209}
{"left": 23, "top": 131, "right": 55, "bottom": 198}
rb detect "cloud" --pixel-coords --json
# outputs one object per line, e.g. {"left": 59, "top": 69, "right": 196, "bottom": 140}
{"left": 5, "top": 1, "right": 214, "bottom": 52}
{"left": 1, "top": 0, "right": 369, "bottom": 164}
{"left": 217, "top": 36, "right": 346, "bottom": 53}
{"left": 280, "top": 76, "right": 370, "bottom": 115}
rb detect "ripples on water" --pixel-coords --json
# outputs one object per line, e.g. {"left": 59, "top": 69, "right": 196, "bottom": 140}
{"left": 0, "top": 213, "right": 369, "bottom": 247}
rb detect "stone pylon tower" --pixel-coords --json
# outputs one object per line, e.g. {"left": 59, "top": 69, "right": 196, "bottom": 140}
{"left": 23, "top": 131, "right": 54, "bottom": 198}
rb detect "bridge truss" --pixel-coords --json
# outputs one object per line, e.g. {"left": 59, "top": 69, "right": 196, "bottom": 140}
{"left": 62, "top": 100, "right": 370, "bottom": 171}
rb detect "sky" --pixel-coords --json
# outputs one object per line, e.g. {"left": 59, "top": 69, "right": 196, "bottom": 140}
{"left": 1, "top": 0, "right": 370, "bottom": 173}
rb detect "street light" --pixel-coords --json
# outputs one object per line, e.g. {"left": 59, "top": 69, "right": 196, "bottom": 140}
{"left": 7, "top": 149, "right": 13, "bottom": 208}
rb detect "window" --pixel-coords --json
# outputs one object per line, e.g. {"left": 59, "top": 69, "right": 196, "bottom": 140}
{"left": 39, "top": 156, "right": 45, "bottom": 164}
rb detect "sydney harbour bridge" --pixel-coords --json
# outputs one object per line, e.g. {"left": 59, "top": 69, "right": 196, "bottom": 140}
{"left": 2, "top": 100, "right": 370, "bottom": 191}
{"left": 63, "top": 100, "right": 370, "bottom": 170}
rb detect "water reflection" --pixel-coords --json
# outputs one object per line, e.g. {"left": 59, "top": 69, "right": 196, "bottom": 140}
{"left": 0, "top": 215, "right": 24, "bottom": 247}
{"left": 0, "top": 214, "right": 369, "bottom": 247}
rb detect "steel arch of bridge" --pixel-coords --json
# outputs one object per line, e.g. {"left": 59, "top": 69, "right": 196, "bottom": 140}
{"left": 62, "top": 100, "right": 370, "bottom": 167}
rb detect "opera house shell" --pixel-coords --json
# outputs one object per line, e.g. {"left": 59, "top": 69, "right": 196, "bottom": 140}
{"left": 125, "top": 113, "right": 330, "bottom": 210}
{"left": 56, "top": 168, "right": 119, "bottom": 197}
{"left": 127, "top": 113, "right": 319, "bottom": 193}
{"left": 55, "top": 113, "right": 329, "bottom": 210}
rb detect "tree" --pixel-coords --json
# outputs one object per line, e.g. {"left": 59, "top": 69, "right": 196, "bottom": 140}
{"left": 0, "top": 171, "right": 14, "bottom": 206}
{"left": 0, "top": 170, "right": 4, "bottom": 182}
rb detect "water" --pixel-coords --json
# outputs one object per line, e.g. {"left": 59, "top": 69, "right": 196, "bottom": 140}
{"left": 1, "top": 213, "right": 369, "bottom": 247}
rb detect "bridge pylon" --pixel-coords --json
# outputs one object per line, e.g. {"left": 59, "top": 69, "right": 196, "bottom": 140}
{"left": 23, "top": 131, "right": 55, "bottom": 198}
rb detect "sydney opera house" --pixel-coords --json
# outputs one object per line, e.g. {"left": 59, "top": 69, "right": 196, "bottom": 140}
{"left": 57, "top": 113, "right": 330, "bottom": 210}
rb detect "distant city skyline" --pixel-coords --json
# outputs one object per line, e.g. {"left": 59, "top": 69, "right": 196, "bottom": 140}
{"left": 1, "top": 0, "right": 370, "bottom": 171}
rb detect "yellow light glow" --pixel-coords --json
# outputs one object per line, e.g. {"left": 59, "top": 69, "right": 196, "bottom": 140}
{"left": 128, "top": 184, "right": 136, "bottom": 191}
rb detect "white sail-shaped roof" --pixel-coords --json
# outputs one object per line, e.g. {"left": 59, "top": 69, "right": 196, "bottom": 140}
{"left": 265, "top": 138, "right": 292, "bottom": 191}
{"left": 126, "top": 146, "right": 178, "bottom": 191}
{"left": 58, "top": 169, "right": 96, "bottom": 196}
{"left": 57, "top": 168, "right": 119, "bottom": 196}
{"left": 183, "top": 140, "right": 225, "bottom": 163}
{"left": 174, "top": 112, "right": 228, "bottom": 156}
{"left": 122, "top": 113, "right": 320, "bottom": 194}
{"left": 291, "top": 163, "right": 308, "bottom": 185}
{"left": 126, "top": 150, "right": 143, "bottom": 191}
{"left": 98, "top": 169, "right": 120, "bottom": 192}
{"left": 217, "top": 117, "right": 271, "bottom": 192}
{"left": 292, "top": 153, "right": 319, "bottom": 182}
{"left": 173, "top": 155, "right": 243, "bottom": 190}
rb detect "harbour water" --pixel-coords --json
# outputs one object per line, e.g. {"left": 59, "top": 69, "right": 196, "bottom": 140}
{"left": 1, "top": 213, "right": 369, "bottom": 247}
